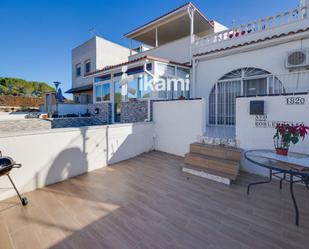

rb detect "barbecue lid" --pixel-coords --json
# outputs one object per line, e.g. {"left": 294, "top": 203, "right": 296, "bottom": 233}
{"left": 0, "top": 157, "right": 15, "bottom": 168}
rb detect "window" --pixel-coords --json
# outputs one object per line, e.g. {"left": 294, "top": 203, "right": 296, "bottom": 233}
{"left": 95, "top": 85, "right": 102, "bottom": 102}
{"left": 127, "top": 78, "right": 138, "bottom": 99}
{"left": 76, "top": 63, "right": 81, "bottom": 77}
{"left": 209, "top": 67, "right": 285, "bottom": 126}
{"left": 157, "top": 63, "right": 175, "bottom": 76}
{"left": 102, "top": 84, "right": 110, "bottom": 101}
{"left": 85, "top": 60, "right": 91, "bottom": 74}
{"left": 95, "top": 83, "right": 111, "bottom": 102}
{"left": 139, "top": 75, "right": 151, "bottom": 99}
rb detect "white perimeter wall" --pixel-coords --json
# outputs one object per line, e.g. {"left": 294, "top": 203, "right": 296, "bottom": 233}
{"left": 236, "top": 94, "right": 309, "bottom": 175}
{"left": 153, "top": 99, "right": 206, "bottom": 156}
{"left": 57, "top": 103, "right": 88, "bottom": 115}
{"left": 0, "top": 122, "right": 153, "bottom": 201}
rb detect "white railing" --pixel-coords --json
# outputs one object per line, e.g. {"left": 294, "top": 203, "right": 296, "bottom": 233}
{"left": 195, "top": 6, "right": 308, "bottom": 48}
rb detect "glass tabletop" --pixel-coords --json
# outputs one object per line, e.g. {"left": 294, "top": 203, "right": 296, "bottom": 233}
{"left": 245, "top": 150, "right": 309, "bottom": 176}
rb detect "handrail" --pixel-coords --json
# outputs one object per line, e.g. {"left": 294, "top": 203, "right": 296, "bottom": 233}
{"left": 195, "top": 6, "right": 308, "bottom": 48}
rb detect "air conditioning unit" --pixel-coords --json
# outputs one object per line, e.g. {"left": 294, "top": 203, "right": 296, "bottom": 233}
{"left": 285, "top": 49, "right": 309, "bottom": 69}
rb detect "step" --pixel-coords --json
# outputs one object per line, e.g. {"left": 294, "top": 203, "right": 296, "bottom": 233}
{"left": 182, "top": 166, "right": 234, "bottom": 185}
{"left": 184, "top": 152, "right": 239, "bottom": 177}
{"left": 190, "top": 143, "right": 241, "bottom": 162}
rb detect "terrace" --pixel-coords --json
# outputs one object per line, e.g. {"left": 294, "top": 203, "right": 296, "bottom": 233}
{"left": 1, "top": 151, "right": 309, "bottom": 249}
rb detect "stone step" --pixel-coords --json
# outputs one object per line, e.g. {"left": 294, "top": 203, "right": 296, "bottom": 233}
{"left": 190, "top": 143, "right": 241, "bottom": 162}
{"left": 184, "top": 152, "right": 239, "bottom": 178}
{"left": 182, "top": 165, "right": 235, "bottom": 185}
{"left": 198, "top": 136, "right": 238, "bottom": 148}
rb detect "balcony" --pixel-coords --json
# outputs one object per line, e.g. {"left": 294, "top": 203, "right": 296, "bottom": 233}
{"left": 194, "top": 6, "right": 309, "bottom": 56}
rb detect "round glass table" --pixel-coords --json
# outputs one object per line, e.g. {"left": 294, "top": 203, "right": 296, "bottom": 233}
{"left": 245, "top": 150, "right": 309, "bottom": 226}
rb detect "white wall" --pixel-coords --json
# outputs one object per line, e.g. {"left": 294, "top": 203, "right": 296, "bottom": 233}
{"left": 236, "top": 94, "right": 309, "bottom": 151}
{"left": 57, "top": 103, "right": 88, "bottom": 115}
{"left": 236, "top": 94, "right": 309, "bottom": 174}
{"left": 129, "top": 36, "right": 191, "bottom": 63}
{"left": 0, "top": 122, "right": 153, "bottom": 201}
{"left": 0, "top": 112, "right": 28, "bottom": 120}
{"left": 213, "top": 21, "right": 228, "bottom": 33}
{"left": 153, "top": 99, "right": 206, "bottom": 156}
{"left": 96, "top": 36, "right": 131, "bottom": 69}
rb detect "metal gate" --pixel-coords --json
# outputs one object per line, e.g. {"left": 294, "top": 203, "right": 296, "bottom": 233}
{"left": 209, "top": 79, "right": 241, "bottom": 126}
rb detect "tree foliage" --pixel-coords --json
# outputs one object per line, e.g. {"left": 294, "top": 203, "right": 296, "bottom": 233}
{"left": 0, "top": 77, "right": 54, "bottom": 97}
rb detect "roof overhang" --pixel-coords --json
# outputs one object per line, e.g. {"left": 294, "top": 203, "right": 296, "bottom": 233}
{"left": 124, "top": 2, "right": 213, "bottom": 46}
{"left": 85, "top": 56, "right": 191, "bottom": 78}
{"left": 66, "top": 84, "right": 93, "bottom": 94}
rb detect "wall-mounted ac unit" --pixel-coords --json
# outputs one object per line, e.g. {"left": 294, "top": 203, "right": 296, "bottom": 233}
{"left": 285, "top": 49, "right": 309, "bottom": 69}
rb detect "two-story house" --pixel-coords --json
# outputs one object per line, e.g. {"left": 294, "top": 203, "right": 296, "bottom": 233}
{"left": 67, "top": 36, "right": 131, "bottom": 104}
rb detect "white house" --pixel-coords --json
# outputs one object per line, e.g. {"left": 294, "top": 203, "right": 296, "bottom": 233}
{"left": 69, "top": 1, "right": 309, "bottom": 156}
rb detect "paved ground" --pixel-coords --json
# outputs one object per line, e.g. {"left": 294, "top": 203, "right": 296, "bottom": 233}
{"left": 0, "top": 151, "right": 308, "bottom": 249}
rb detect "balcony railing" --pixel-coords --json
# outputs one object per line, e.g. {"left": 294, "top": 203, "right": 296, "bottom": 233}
{"left": 195, "top": 6, "right": 308, "bottom": 49}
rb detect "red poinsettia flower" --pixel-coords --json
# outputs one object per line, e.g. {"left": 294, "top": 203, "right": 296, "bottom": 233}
{"left": 298, "top": 124, "right": 309, "bottom": 140}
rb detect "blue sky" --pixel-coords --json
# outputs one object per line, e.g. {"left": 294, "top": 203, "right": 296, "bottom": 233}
{"left": 0, "top": 0, "right": 299, "bottom": 96}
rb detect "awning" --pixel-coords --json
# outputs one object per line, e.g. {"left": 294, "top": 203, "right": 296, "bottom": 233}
{"left": 124, "top": 2, "right": 213, "bottom": 47}
{"left": 66, "top": 84, "right": 93, "bottom": 94}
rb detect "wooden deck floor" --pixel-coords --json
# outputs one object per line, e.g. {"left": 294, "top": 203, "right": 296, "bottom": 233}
{"left": 0, "top": 151, "right": 309, "bottom": 249}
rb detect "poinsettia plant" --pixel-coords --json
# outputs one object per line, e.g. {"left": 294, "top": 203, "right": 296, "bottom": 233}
{"left": 273, "top": 123, "right": 309, "bottom": 150}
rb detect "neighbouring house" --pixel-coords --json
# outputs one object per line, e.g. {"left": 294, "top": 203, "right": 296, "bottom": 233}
{"left": 67, "top": 36, "right": 131, "bottom": 104}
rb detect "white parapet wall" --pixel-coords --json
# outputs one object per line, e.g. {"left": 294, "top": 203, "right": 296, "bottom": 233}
{"left": 57, "top": 103, "right": 88, "bottom": 115}
{"left": 153, "top": 99, "right": 206, "bottom": 156}
{"left": 236, "top": 94, "right": 309, "bottom": 175}
{"left": 0, "top": 122, "right": 153, "bottom": 201}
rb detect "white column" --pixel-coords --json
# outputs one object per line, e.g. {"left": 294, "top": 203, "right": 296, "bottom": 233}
{"left": 155, "top": 28, "right": 158, "bottom": 47}
{"left": 188, "top": 7, "right": 195, "bottom": 66}
{"left": 129, "top": 39, "right": 133, "bottom": 56}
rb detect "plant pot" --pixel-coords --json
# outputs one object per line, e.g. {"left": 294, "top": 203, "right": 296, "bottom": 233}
{"left": 276, "top": 148, "right": 288, "bottom": 156}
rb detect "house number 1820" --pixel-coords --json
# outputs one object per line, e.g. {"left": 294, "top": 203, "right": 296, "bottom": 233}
{"left": 286, "top": 97, "right": 305, "bottom": 105}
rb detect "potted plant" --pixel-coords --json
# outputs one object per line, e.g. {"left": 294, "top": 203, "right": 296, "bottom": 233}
{"left": 273, "top": 123, "right": 309, "bottom": 156}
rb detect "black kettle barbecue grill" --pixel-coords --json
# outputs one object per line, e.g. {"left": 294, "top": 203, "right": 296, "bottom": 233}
{"left": 0, "top": 151, "right": 28, "bottom": 206}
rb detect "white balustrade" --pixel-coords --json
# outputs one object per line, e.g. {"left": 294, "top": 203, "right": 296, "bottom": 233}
{"left": 195, "top": 7, "right": 308, "bottom": 49}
